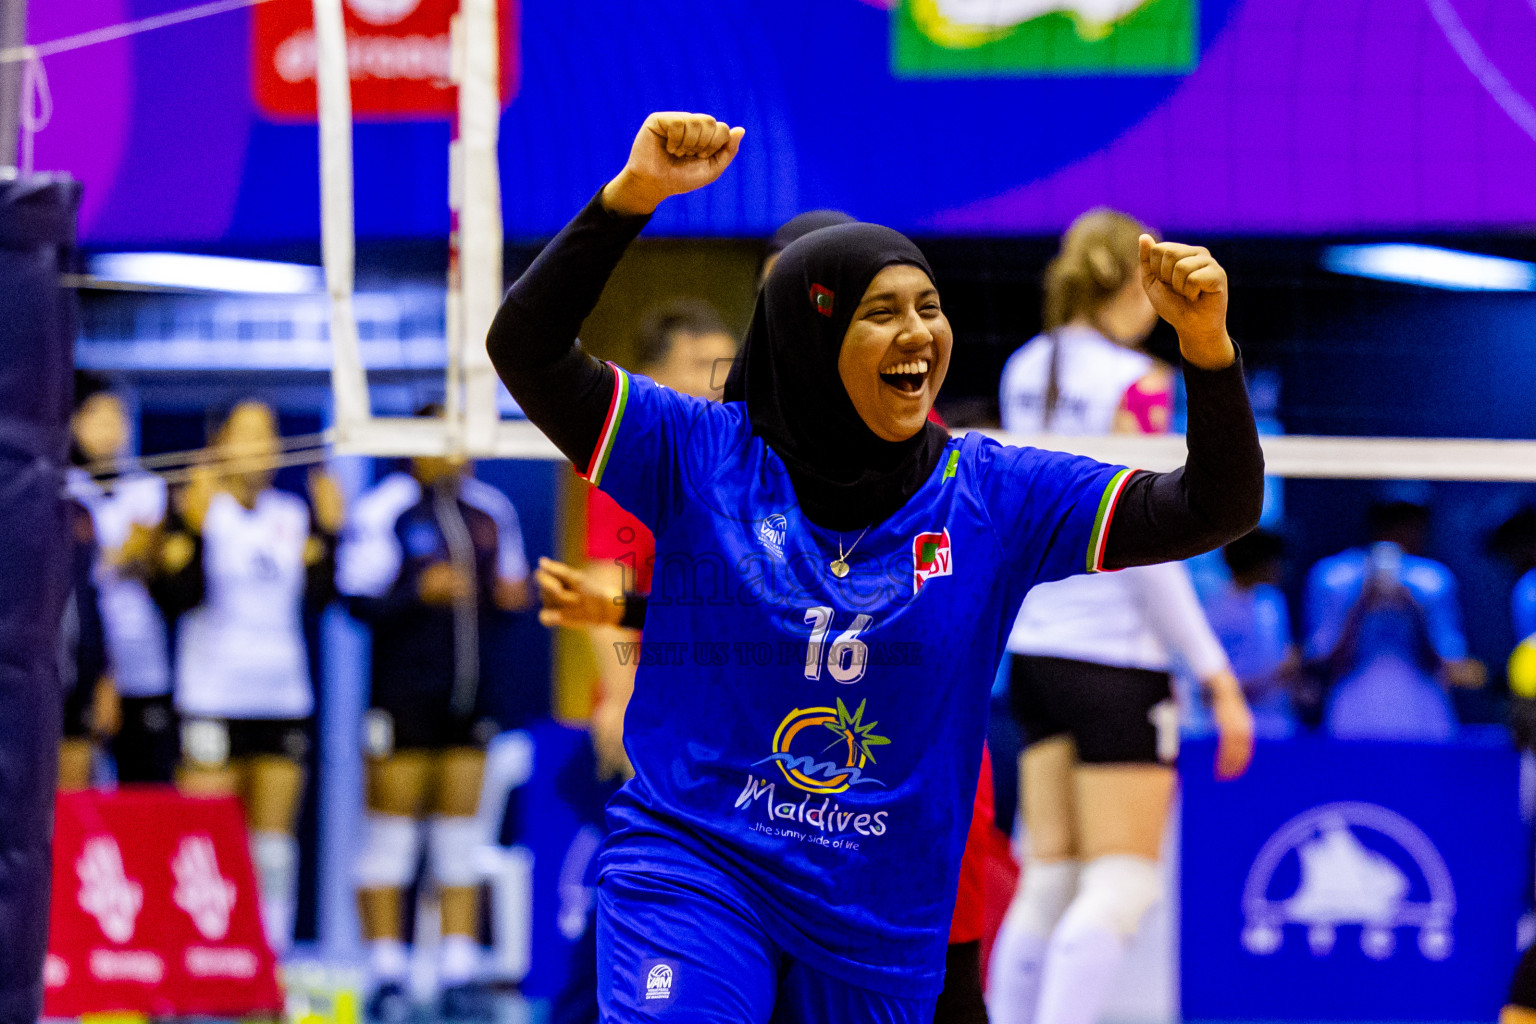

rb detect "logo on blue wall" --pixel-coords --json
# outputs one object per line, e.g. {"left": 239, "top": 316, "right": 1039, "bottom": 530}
{"left": 1240, "top": 801, "right": 1455, "bottom": 963}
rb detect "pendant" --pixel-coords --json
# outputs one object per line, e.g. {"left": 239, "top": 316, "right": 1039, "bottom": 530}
{"left": 829, "top": 559, "right": 850, "bottom": 579}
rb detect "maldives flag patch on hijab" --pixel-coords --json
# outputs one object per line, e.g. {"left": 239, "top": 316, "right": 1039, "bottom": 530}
{"left": 912, "top": 528, "right": 953, "bottom": 593}
{"left": 810, "top": 284, "right": 834, "bottom": 317}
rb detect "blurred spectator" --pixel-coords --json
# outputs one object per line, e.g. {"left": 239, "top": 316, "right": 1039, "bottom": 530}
{"left": 336, "top": 412, "right": 530, "bottom": 1019}
{"left": 1202, "top": 530, "right": 1300, "bottom": 739}
{"left": 1305, "top": 499, "right": 1484, "bottom": 742}
{"left": 57, "top": 495, "right": 115, "bottom": 791}
{"left": 66, "top": 375, "right": 175, "bottom": 784}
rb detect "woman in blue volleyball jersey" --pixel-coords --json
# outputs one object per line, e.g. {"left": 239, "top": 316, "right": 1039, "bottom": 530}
{"left": 487, "top": 112, "right": 1262, "bottom": 1023}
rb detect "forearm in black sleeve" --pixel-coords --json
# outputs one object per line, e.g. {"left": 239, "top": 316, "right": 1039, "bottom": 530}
{"left": 486, "top": 190, "right": 652, "bottom": 468}
{"left": 1102, "top": 351, "right": 1264, "bottom": 569}
{"left": 147, "top": 511, "right": 206, "bottom": 617}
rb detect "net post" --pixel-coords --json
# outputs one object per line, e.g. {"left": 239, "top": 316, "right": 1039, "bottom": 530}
{"left": 313, "top": 0, "right": 371, "bottom": 443}
{"left": 0, "top": 0, "right": 26, "bottom": 175}
{"left": 454, "top": 0, "right": 502, "bottom": 454}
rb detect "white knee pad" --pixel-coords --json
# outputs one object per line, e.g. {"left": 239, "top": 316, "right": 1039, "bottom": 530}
{"left": 429, "top": 815, "right": 484, "bottom": 889}
{"left": 251, "top": 831, "right": 298, "bottom": 895}
{"left": 1004, "top": 859, "right": 1081, "bottom": 938}
{"left": 355, "top": 814, "right": 422, "bottom": 889}
{"left": 1066, "top": 855, "right": 1163, "bottom": 939}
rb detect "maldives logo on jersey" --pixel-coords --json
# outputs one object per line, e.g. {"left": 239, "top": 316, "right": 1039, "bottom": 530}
{"left": 755, "top": 700, "right": 890, "bottom": 794}
{"left": 913, "top": 528, "right": 953, "bottom": 593}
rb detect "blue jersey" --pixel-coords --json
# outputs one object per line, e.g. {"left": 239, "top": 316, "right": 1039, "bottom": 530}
{"left": 587, "top": 368, "right": 1126, "bottom": 997}
{"left": 1515, "top": 568, "right": 1536, "bottom": 642}
{"left": 1304, "top": 548, "right": 1468, "bottom": 667}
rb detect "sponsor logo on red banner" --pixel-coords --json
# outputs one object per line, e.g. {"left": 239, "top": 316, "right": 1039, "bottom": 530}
{"left": 45, "top": 791, "right": 281, "bottom": 1018}
{"left": 252, "top": 0, "right": 520, "bottom": 121}
{"left": 173, "top": 836, "right": 238, "bottom": 941}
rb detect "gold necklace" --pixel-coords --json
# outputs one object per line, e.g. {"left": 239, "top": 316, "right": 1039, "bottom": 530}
{"left": 830, "top": 525, "right": 871, "bottom": 579}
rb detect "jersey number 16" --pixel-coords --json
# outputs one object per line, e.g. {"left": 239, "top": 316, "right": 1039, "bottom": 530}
{"left": 803, "top": 607, "right": 872, "bottom": 684}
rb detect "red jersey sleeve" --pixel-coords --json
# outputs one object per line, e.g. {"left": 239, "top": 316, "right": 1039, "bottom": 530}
{"left": 585, "top": 480, "right": 656, "bottom": 595}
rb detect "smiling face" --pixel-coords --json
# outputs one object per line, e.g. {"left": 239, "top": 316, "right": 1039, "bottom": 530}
{"left": 836, "top": 264, "right": 952, "bottom": 442}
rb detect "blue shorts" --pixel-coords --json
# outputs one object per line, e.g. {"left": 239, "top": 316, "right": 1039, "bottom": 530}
{"left": 596, "top": 869, "right": 937, "bottom": 1024}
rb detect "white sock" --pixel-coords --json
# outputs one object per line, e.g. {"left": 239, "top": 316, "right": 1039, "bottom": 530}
{"left": 1033, "top": 856, "right": 1162, "bottom": 1024}
{"left": 988, "top": 919, "right": 1052, "bottom": 1024}
{"left": 1033, "top": 917, "right": 1124, "bottom": 1024}
{"left": 439, "top": 933, "right": 480, "bottom": 986}
{"left": 987, "top": 861, "right": 1080, "bottom": 1024}
{"left": 251, "top": 832, "right": 298, "bottom": 957}
{"left": 369, "top": 938, "right": 409, "bottom": 986}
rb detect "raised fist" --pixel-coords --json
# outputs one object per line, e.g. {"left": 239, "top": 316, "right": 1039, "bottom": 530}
{"left": 1138, "top": 235, "right": 1234, "bottom": 369}
{"left": 602, "top": 112, "right": 745, "bottom": 217}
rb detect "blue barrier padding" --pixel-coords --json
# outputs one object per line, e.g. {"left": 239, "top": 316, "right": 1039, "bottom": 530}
{"left": 1182, "top": 734, "right": 1525, "bottom": 1022}
{"left": 0, "top": 176, "right": 81, "bottom": 1024}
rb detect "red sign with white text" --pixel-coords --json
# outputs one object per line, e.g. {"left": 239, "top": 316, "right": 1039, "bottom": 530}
{"left": 252, "top": 0, "right": 520, "bottom": 120}
{"left": 44, "top": 790, "right": 282, "bottom": 1018}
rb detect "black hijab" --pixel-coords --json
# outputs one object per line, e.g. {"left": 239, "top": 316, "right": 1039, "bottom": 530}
{"left": 723, "top": 223, "right": 949, "bottom": 531}
{"left": 766, "top": 209, "right": 855, "bottom": 257}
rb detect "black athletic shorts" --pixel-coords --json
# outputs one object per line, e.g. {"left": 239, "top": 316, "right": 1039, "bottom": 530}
{"left": 180, "top": 716, "right": 311, "bottom": 768}
{"left": 114, "top": 694, "right": 179, "bottom": 784}
{"left": 62, "top": 681, "right": 93, "bottom": 740}
{"left": 362, "top": 705, "right": 499, "bottom": 759}
{"left": 1009, "top": 654, "right": 1174, "bottom": 765}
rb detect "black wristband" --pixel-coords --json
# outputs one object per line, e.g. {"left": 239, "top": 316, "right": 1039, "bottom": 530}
{"left": 618, "top": 591, "right": 648, "bottom": 631}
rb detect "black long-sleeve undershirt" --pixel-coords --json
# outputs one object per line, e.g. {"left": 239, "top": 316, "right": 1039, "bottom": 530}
{"left": 486, "top": 191, "right": 1264, "bottom": 570}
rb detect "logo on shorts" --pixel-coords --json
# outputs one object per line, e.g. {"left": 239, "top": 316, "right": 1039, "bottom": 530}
{"left": 912, "top": 528, "right": 952, "bottom": 593}
{"left": 757, "top": 514, "right": 787, "bottom": 560}
{"left": 756, "top": 699, "right": 890, "bottom": 794}
{"left": 644, "top": 961, "right": 675, "bottom": 1001}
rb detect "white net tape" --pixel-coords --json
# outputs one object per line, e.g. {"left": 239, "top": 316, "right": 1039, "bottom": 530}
{"left": 333, "top": 419, "right": 1536, "bottom": 482}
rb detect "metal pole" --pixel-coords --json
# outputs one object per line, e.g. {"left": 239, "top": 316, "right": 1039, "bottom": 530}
{"left": 0, "top": 0, "right": 25, "bottom": 175}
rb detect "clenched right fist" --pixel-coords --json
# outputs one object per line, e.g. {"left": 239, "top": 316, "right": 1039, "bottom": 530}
{"left": 602, "top": 112, "right": 745, "bottom": 217}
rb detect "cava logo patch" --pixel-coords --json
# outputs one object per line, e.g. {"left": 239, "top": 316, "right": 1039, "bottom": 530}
{"left": 912, "top": 528, "right": 953, "bottom": 593}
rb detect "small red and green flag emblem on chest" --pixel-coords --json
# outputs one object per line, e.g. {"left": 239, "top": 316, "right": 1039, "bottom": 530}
{"left": 912, "top": 528, "right": 953, "bottom": 594}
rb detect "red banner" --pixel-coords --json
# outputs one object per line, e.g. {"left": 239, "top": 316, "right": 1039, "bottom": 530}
{"left": 44, "top": 790, "right": 282, "bottom": 1018}
{"left": 252, "top": 0, "right": 520, "bottom": 121}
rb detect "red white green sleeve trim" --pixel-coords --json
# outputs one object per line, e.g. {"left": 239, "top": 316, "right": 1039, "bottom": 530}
{"left": 581, "top": 363, "right": 630, "bottom": 486}
{"left": 1087, "top": 468, "right": 1137, "bottom": 574}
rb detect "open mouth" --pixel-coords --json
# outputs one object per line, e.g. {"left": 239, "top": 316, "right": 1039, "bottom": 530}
{"left": 878, "top": 357, "right": 930, "bottom": 395}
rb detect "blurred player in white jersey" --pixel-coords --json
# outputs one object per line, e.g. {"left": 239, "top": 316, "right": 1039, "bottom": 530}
{"left": 988, "top": 210, "right": 1254, "bottom": 1024}
{"left": 67, "top": 377, "right": 174, "bottom": 783}
{"left": 148, "top": 400, "right": 343, "bottom": 956}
